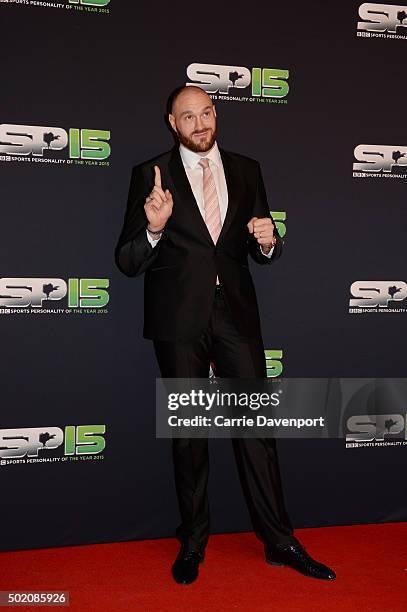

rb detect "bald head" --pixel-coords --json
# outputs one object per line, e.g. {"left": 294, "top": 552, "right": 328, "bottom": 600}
{"left": 168, "top": 86, "right": 217, "bottom": 154}
{"left": 170, "top": 85, "right": 213, "bottom": 114}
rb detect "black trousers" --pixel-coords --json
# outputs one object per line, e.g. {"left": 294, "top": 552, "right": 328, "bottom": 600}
{"left": 153, "top": 285, "right": 296, "bottom": 553}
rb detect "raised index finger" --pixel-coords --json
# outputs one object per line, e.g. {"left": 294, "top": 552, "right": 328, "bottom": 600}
{"left": 154, "top": 165, "right": 162, "bottom": 189}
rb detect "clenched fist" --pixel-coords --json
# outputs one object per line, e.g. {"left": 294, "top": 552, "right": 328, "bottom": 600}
{"left": 247, "top": 216, "right": 276, "bottom": 254}
{"left": 144, "top": 165, "right": 173, "bottom": 233}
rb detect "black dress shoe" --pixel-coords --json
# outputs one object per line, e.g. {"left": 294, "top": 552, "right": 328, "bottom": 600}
{"left": 172, "top": 548, "right": 204, "bottom": 585}
{"left": 265, "top": 542, "right": 336, "bottom": 580}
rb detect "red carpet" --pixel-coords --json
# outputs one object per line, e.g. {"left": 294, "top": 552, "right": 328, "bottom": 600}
{"left": 0, "top": 523, "right": 406, "bottom": 611}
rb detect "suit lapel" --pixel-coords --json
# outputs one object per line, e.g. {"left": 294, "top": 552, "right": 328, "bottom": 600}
{"left": 218, "top": 148, "right": 240, "bottom": 244}
{"left": 168, "top": 146, "right": 213, "bottom": 245}
{"left": 168, "top": 145, "right": 241, "bottom": 245}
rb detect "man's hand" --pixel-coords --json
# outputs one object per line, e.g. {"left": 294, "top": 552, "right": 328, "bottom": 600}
{"left": 144, "top": 166, "right": 173, "bottom": 232}
{"left": 247, "top": 216, "right": 276, "bottom": 254}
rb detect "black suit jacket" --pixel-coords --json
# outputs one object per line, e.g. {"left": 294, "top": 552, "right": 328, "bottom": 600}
{"left": 115, "top": 145, "right": 283, "bottom": 341}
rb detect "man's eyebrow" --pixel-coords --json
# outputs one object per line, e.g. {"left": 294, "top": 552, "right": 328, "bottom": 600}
{"left": 180, "top": 106, "right": 213, "bottom": 117}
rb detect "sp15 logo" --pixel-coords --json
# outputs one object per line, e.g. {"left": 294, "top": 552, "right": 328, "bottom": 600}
{"left": 346, "top": 414, "right": 405, "bottom": 441}
{"left": 69, "top": 0, "right": 110, "bottom": 5}
{"left": 350, "top": 281, "right": 407, "bottom": 307}
{"left": 271, "top": 211, "right": 286, "bottom": 238}
{"left": 353, "top": 144, "right": 407, "bottom": 172}
{"left": 0, "top": 278, "right": 110, "bottom": 308}
{"left": 0, "top": 124, "right": 111, "bottom": 160}
{"left": 0, "top": 425, "right": 106, "bottom": 458}
{"left": 265, "top": 350, "right": 283, "bottom": 378}
{"left": 186, "top": 63, "right": 289, "bottom": 98}
{"left": 357, "top": 3, "right": 407, "bottom": 33}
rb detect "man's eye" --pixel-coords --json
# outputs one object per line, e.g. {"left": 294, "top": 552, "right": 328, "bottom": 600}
{"left": 186, "top": 115, "right": 193, "bottom": 120}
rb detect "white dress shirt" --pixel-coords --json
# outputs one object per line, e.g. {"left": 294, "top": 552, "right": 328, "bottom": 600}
{"left": 146, "top": 142, "right": 274, "bottom": 279}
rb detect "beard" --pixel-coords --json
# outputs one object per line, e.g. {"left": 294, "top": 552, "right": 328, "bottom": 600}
{"left": 176, "top": 126, "right": 217, "bottom": 153}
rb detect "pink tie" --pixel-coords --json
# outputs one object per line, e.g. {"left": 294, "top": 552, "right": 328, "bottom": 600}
{"left": 198, "top": 158, "right": 222, "bottom": 244}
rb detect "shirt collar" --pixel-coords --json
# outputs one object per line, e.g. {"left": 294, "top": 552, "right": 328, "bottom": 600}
{"left": 179, "top": 141, "right": 221, "bottom": 170}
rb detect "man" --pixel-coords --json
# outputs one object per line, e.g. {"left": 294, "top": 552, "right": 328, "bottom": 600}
{"left": 115, "top": 85, "right": 335, "bottom": 585}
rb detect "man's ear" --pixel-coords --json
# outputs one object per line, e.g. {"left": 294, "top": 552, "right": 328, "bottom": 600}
{"left": 213, "top": 105, "right": 217, "bottom": 118}
{"left": 168, "top": 114, "right": 177, "bottom": 132}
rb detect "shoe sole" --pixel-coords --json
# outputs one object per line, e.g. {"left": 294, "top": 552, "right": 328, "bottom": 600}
{"left": 266, "top": 559, "right": 285, "bottom": 567}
